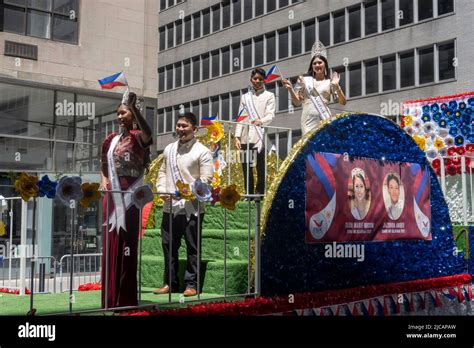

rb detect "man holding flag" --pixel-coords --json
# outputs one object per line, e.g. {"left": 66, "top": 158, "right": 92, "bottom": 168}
{"left": 235, "top": 67, "right": 275, "bottom": 196}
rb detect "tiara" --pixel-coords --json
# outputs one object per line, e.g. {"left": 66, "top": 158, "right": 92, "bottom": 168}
{"left": 351, "top": 167, "right": 365, "bottom": 179}
{"left": 311, "top": 41, "right": 327, "bottom": 60}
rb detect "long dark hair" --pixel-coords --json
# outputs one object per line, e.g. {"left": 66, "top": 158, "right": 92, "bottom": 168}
{"left": 307, "top": 55, "right": 330, "bottom": 79}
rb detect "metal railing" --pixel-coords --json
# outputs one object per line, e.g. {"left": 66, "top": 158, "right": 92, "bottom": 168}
{"left": 58, "top": 253, "right": 101, "bottom": 293}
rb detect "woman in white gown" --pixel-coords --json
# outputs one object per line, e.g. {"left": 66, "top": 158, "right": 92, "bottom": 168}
{"left": 282, "top": 42, "right": 346, "bottom": 135}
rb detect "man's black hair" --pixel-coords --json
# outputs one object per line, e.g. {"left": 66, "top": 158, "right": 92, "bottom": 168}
{"left": 251, "top": 67, "right": 267, "bottom": 79}
{"left": 177, "top": 112, "right": 198, "bottom": 127}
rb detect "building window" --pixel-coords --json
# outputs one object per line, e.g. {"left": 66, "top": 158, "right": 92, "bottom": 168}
{"left": 193, "top": 13, "right": 201, "bottom": 39}
{"left": 203, "top": 9, "right": 211, "bottom": 36}
{"left": 221, "top": 94, "right": 230, "bottom": 120}
{"left": 438, "top": 41, "right": 455, "bottom": 80}
{"left": 254, "top": 36, "right": 264, "bottom": 66}
{"left": 291, "top": 24, "right": 302, "bottom": 56}
{"left": 183, "top": 59, "right": 191, "bottom": 85}
{"left": 232, "top": 0, "right": 242, "bottom": 25}
{"left": 212, "top": 5, "right": 221, "bottom": 33}
{"left": 211, "top": 97, "right": 220, "bottom": 116}
{"left": 267, "top": 0, "right": 277, "bottom": 12}
{"left": 266, "top": 32, "right": 276, "bottom": 62}
{"left": 278, "top": 28, "right": 289, "bottom": 59}
{"left": 165, "top": 107, "right": 173, "bottom": 132}
{"left": 243, "top": 39, "right": 252, "bottom": 68}
{"left": 348, "top": 6, "right": 361, "bottom": 40}
{"left": 418, "top": 0, "right": 433, "bottom": 20}
{"left": 202, "top": 53, "right": 210, "bottom": 80}
{"left": 222, "top": 47, "right": 231, "bottom": 75}
{"left": 175, "top": 20, "right": 183, "bottom": 45}
{"left": 349, "top": 63, "right": 362, "bottom": 97}
{"left": 278, "top": 84, "right": 289, "bottom": 111}
{"left": 279, "top": 0, "right": 289, "bottom": 7}
{"left": 192, "top": 57, "right": 200, "bottom": 84}
{"left": 223, "top": 1, "right": 231, "bottom": 28}
{"left": 160, "top": 0, "right": 166, "bottom": 11}
{"left": 158, "top": 109, "right": 164, "bottom": 134}
{"left": 4, "top": 0, "right": 79, "bottom": 43}
{"left": 201, "top": 98, "right": 209, "bottom": 118}
{"left": 438, "top": 0, "right": 454, "bottom": 15}
{"left": 365, "top": 0, "right": 378, "bottom": 36}
{"left": 333, "top": 10, "right": 345, "bottom": 44}
{"left": 304, "top": 19, "right": 315, "bottom": 52}
{"left": 159, "top": 27, "right": 166, "bottom": 51}
{"left": 399, "top": 51, "right": 414, "bottom": 87}
{"left": 167, "top": 23, "right": 174, "bottom": 48}
{"left": 191, "top": 100, "right": 200, "bottom": 120}
{"left": 184, "top": 16, "right": 192, "bottom": 42}
{"left": 232, "top": 91, "right": 241, "bottom": 120}
{"left": 365, "top": 59, "right": 379, "bottom": 94}
{"left": 419, "top": 46, "right": 434, "bottom": 84}
{"left": 318, "top": 15, "right": 330, "bottom": 46}
{"left": 255, "top": 0, "right": 264, "bottom": 16}
{"left": 212, "top": 50, "right": 220, "bottom": 77}
{"left": 175, "top": 62, "right": 182, "bottom": 88}
{"left": 166, "top": 65, "right": 173, "bottom": 90}
{"left": 244, "top": 0, "right": 252, "bottom": 20}
{"left": 232, "top": 44, "right": 241, "bottom": 72}
{"left": 332, "top": 66, "right": 346, "bottom": 95}
{"left": 159, "top": 68, "right": 165, "bottom": 92}
{"left": 382, "top": 55, "right": 396, "bottom": 91}
{"left": 381, "top": 0, "right": 395, "bottom": 31}
{"left": 399, "top": 0, "right": 413, "bottom": 26}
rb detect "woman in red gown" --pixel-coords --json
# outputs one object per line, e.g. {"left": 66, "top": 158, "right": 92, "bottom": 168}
{"left": 100, "top": 92, "right": 152, "bottom": 308}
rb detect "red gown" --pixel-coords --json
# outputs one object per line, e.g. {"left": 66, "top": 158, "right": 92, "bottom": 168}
{"left": 101, "top": 130, "right": 151, "bottom": 308}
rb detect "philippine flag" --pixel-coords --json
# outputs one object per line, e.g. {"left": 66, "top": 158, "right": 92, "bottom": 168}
{"left": 201, "top": 115, "right": 217, "bottom": 126}
{"left": 264, "top": 65, "right": 282, "bottom": 84}
{"left": 98, "top": 72, "right": 128, "bottom": 89}
{"left": 235, "top": 107, "right": 249, "bottom": 123}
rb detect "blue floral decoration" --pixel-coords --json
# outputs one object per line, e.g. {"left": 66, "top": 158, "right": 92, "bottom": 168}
{"left": 468, "top": 98, "right": 474, "bottom": 107}
{"left": 449, "top": 127, "right": 459, "bottom": 137}
{"left": 465, "top": 107, "right": 472, "bottom": 115}
{"left": 431, "top": 103, "right": 439, "bottom": 112}
{"left": 461, "top": 125, "right": 471, "bottom": 136}
{"left": 261, "top": 114, "right": 462, "bottom": 297}
{"left": 459, "top": 102, "right": 466, "bottom": 109}
{"left": 469, "top": 134, "right": 474, "bottom": 143}
{"left": 38, "top": 175, "right": 57, "bottom": 199}
{"left": 462, "top": 114, "right": 471, "bottom": 125}
{"left": 432, "top": 112, "right": 442, "bottom": 122}
{"left": 439, "top": 119, "right": 447, "bottom": 128}
{"left": 422, "top": 105, "right": 430, "bottom": 114}
{"left": 449, "top": 100, "right": 458, "bottom": 109}
{"left": 454, "top": 110, "right": 461, "bottom": 118}
{"left": 455, "top": 135, "right": 465, "bottom": 146}
{"left": 421, "top": 114, "right": 431, "bottom": 122}
{"left": 444, "top": 109, "right": 453, "bottom": 117}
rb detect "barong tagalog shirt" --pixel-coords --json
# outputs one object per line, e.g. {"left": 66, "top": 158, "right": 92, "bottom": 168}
{"left": 157, "top": 138, "right": 213, "bottom": 218}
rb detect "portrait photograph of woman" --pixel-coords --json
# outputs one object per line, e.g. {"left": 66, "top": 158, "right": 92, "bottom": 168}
{"left": 383, "top": 172, "right": 405, "bottom": 220}
{"left": 348, "top": 168, "right": 371, "bottom": 220}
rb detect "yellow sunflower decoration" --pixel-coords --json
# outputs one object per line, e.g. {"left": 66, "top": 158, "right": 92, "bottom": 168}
{"left": 219, "top": 184, "right": 241, "bottom": 210}
{"left": 176, "top": 180, "right": 195, "bottom": 200}
{"left": 206, "top": 121, "right": 224, "bottom": 143}
{"left": 412, "top": 135, "right": 427, "bottom": 151}
{"left": 14, "top": 173, "right": 39, "bottom": 202}
{"left": 80, "top": 183, "right": 101, "bottom": 207}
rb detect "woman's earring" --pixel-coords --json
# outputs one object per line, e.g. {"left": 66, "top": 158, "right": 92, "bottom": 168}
{"left": 133, "top": 122, "right": 138, "bottom": 130}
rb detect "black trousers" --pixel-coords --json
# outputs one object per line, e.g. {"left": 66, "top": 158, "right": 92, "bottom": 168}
{"left": 160, "top": 212, "right": 204, "bottom": 291}
{"left": 241, "top": 143, "right": 265, "bottom": 195}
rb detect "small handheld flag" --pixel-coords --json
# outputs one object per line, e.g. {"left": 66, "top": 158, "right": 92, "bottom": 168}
{"left": 235, "top": 107, "right": 249, "bottom": 123}
{"left": 98, "top": 72, "right": 128, "bottom": 89}
{"left": 264, "top": 65, "right": 282, "bottom": 84}
{"left": 201, "top": 115, "right": 217, "bottom": 126}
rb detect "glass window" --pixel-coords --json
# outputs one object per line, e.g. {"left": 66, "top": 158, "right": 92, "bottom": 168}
{"left": 212, "top": 5, "right": 221, "bottom": 32}
{"left": 175, "top": 63, "right": 182, "bottom": 88}
{"left": 267, "top": 0, "right": 277, "bottom": 12}
{"left": 223, "top": 1, "right": 231, "bottom": 28}
{"left": 279, "top": 0, "right": 289, "bottom": 7}
{"left": 167, "top": 23, "right": 174, "bottom": 48}
{"left": 278, "top": 28, "right": 289, "bottom": 59}
{"left": 438, "top": 42, "right": 455, "bottom": 80}
{"left": 232, "top": 43, "right": 241, "bottom": 72}
{"left": 399, "top": 0, "right": 413, "bottom": 26}
{"left": 400, "top": 51, "right": 414, "bottom": 87}
{"left": 52, "top": 16, "right": 77, "bottom": 43}
{"left": 349, "top": 63, "right": 361, "bottom": 97}
{"left": 291, "top": 24, "right": 302, "bottom": 56}
{"left": 54, "top": 91, "right": 74, "bottom": 142}
{"left": 192, "top": 57, "right": 200, "bottom": 84}
{"left": 382, "top": 55, "right": 396, "bottom": 91}
{"left": 184, "top": 16, "right": 191, "bottom": 42}
{"left": 158, "top": 109, "right": 164, "bottom": 134}
{"left": 202, "top": 53, "right": 210, "bottom": 80}
{"left": 168, "top": 0, "right": 175, "bottom": 7}
{"left": 348, "top": 6, "right": 361, "bottom": 40}
{"left": 418, "top": 0, "right": 433, "bottom": 20}
{"left": 160, "top": 0, "right": 166, "bottom": 11}
{"left": 332, "top": 66, "right": 346, "bottom": 95}
{"left": 27, "top": 10, "right": 52, "bottom": 39}
{"left": 419, "top": 46, "right": 434, "bottom": 84}
{"left": 165, "top": 108, "right": 172, "bottom": 133}
{"left": 28, "top": 0, "right": 51, "bottom": 11}
{"left": 365, "top": 0, "right": 378, "bottom": 35}
{"left": 243, "top": 39, "right": 252, "bottom": 68}
{"left": 222, "top": 47, "right": 230, "bottom": 75}
{"left": 266, "top": 32, "right": 276, "bottom": 62}
{"left": 159, "top": 68, "right": 165, "bottom": 92}
{"left": 211, "top": 97, "right": 219, "bottom": 116}
{"left": 278, "top": 84, "right": 288, "bottom": 111}
{"left": 304, "top": 20, "right": 315, "bottom": 52}
{"left": 244, "top": 0, "right": 252, "bottom": 20}
{"left": 191, "top": 101, "right": 200, "bottom": 120}
{"left": 166, "top": 65, "right": 173, "bottom": 90}
{"left": 256, "top": 0, "right": 264, "bottom": 16}
{"left": 212, "top": 50, "right": 220, "bottom": 77}
{"left": 318, "top": 15, "right": 330, "bottom": 46}
{"left": 53, "top": 0, "right": 77, "bottom": 15}
{"left": 232, "top": 91, "right": 241, "bottom": 120}
{"left": 4, "top": 6, "right": 26, "bottom": 34}
{"left": 381, "top": 0, "right": 395, "bottom": 31}
{"left": 333, "top": 10, "right": 345, "bottom": 44}
{"left": 254, "top": 36, "right": 264, "bottom": 66}
{"left": 221, "top": 94, "right": 230, "bottom": 120}
{"left": 201, "top": 98, "right": 209, "bottom": 119}
{"left": 193, "top": 13, "right": 201, "bottom": 39}
{"left": 438, "top": 0, "right": 454, "bottom": 15}
{"left": 183, "top": 59, "right": 191, "bottom": 85}
{"left": 175, "top": 20, "right": 183, "bottom": 45}
{"left": 159, "top": 27, "right": 166, "bottom": 51}
{"left": 203, "top": 9, "right": 211, "bottom": 35}
{"left": 232, "top": 0, "right": 242, "bottom": 25}
{"left": 365, "top": 59, "right": 379, "bottom": 94}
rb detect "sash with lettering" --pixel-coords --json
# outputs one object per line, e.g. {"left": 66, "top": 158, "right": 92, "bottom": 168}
{"left": 105, "top": 134, "right": 143, "bottom": 233}
{"left": 244, "top": 89, "right": 264, "bottom": 153}
{"left": 304, "top": 76, "right": 332, "bottom": 121}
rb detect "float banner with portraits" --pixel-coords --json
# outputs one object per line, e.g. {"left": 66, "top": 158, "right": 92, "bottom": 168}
{"left": 305, "top": 152, "right": 431, "bottom": 243}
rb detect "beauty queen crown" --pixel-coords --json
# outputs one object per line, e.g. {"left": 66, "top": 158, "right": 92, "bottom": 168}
{"left": 311, "top": 41, "right": 327, "bottom": 60}
{"left": 351, "top": 167, "right": 365, "bottom": 179}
